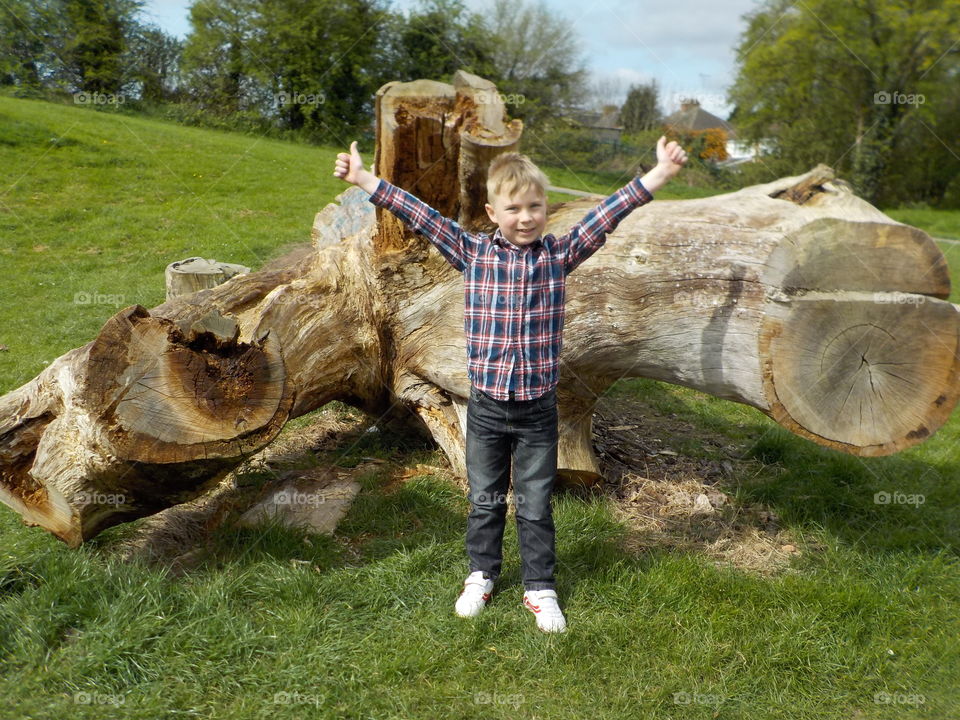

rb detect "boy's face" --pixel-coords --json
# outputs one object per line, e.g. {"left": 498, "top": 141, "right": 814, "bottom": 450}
{"left": 484, "top": 185, "right": 547, "bottom": 247}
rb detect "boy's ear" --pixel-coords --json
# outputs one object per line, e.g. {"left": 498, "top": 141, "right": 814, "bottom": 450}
{"left": 484, "top": 203, "right": 497, "bottom": 224}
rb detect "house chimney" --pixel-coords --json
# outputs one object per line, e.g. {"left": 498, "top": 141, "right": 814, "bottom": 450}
{"left": 680, "top": 98, "right": 700, "bottom": 112}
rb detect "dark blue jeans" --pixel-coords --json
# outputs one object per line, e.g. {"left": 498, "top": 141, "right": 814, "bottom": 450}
{"left": 465, "top": 384, "right": 559, "bottom": 591}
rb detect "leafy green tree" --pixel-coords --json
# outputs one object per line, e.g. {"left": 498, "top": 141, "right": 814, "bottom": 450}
{"left": 0, "top": 0, "right": 61, "bottom": 90}
{"left": 729, "top": 0, "right": 960, "bottom": 205}
{"left": 380, "top": 0, "right": 493, "bottom": 82}
{"left": 619, "top": 81, "right": 661, "bottom": 132}
{"left": 181, "top": 0, "right": 262, "bottom": 114}
{"left": 63, "top": 0, "right": 142, "bottom": 94}
{"left": 128, "top": 26, "right": 183, "bottom": 103}
{"left": 250, "top": 0, "right": 388, "bottom": 138}
{"left": 0, "top": 0, "right": 141, "bottom": 94}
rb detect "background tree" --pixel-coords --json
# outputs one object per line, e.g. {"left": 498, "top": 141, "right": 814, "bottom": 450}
{"left": 379, "top": 0, "right": 493, "bottom": 83}
{"left": 128, "top": 25, "right": 183, "bottom": 103}
{"left": 0, "top": 0, "right": 64, "bottom": 90}
{"left": 728, "top": 0, "right": 960, "bottom": 206}
{"left": 483, "top": 0, "right": 587, "bottom": 128}
{"left": 253, "top": 0, "right": 388, "bottom": 138}
{"left": 63, "top": 0, "right": 142, "bottom": 94}
{"left": 181, "top": 0, "right": 262, "bottom": 114}
{"left": 619, "top": 81, "right": 661, "bottom": 132}
{"left": 0, "top": 0, "right": 142, "bottom": 95}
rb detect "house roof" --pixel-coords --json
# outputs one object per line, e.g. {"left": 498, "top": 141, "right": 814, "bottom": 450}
{"left": 662, "top": 101, "right": 736, "bottom": 137}
{"left": 569, "top": 108, "right": 624, "bottom": 130}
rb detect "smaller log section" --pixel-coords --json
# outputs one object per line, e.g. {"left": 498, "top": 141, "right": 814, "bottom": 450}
{"left": 165, "top": 256, "right": 250, "bottom": 301}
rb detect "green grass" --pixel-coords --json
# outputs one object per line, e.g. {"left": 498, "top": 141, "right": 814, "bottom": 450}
{"left": 0, "top": 97, "right": 342, "bottom": 389}
{"left": 1, "top": 97, "right": 959, "bottom": 719}
{"left": 886, "top": 208, "right": 960, "bottom": 241}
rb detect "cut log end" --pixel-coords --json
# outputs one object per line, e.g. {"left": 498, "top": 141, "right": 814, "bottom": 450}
{"left": 761, "top": 294, "right": 960, "bottom": 454}
{"left": 84, "top": 305, "right": 293, "bottom": 462}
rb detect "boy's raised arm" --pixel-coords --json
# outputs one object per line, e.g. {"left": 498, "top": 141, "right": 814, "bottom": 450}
{"left": 562, "top": 136, "right": 687, "bottom": 275}
{"left": 333, "top": 141, "right": 475, "bottom": 272}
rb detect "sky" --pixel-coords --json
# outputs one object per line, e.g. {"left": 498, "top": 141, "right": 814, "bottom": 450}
{"left": 139, "top": 0, "right": 765, "bottom": 119}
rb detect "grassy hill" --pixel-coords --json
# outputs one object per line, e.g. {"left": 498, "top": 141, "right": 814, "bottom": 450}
{"left": 1, "top": 97, "right": 959, "bottom": 719}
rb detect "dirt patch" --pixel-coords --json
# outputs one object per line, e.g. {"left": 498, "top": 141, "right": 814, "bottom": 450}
{"left": 591, "top": 394, "right": 807, "bottom": 576}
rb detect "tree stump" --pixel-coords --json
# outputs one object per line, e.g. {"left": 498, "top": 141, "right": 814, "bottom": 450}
{"left": 165, "top": 257, "right": 251, "bottom": 301}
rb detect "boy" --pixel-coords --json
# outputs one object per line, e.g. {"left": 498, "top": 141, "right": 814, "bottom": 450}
{"left": 334, "top": 136, "right": 687, "bottom": 632}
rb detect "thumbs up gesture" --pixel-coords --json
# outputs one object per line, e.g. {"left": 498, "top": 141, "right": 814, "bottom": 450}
{"left": 333, "top": 140, "right": 380, "bottom": 194}
{"left": 334, "top": 141, "right": 364, "bottom": 183}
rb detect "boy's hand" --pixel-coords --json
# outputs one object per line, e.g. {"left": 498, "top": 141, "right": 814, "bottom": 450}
{"left": 333, "top": 141, "right": 380, "bottom": 194}
{"left": 639, "top": 135, "right": 688, "bottom": 195}
{"left": 656, "top": 135, "right": 688, "bottom": 180}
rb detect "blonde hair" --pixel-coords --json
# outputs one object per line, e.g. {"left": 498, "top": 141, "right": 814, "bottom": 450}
{"left": 486, "top": 152, "right": 549, "bottom": 202}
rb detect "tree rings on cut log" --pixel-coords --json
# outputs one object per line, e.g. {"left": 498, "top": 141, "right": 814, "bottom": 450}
{"left": 760, "top": 293, "right": 960, "bottom": 454}
{"left": 84, "top": 305, "right": 294, "bottom": 463}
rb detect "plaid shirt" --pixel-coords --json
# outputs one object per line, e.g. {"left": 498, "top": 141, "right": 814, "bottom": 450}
{"left": 368, "top": 177, "right": 653, "bottom": 401}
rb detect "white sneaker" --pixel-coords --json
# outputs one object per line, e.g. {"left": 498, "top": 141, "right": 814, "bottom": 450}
{"left": 523, "top": 589, "right": 567, "bottom": 633}
{"left": 455, "top": 571, "right": 494, "bottom": 618}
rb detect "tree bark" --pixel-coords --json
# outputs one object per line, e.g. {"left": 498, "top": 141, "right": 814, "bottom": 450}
{"left": 1, "top": 73, "right": 958, "bottom": 546}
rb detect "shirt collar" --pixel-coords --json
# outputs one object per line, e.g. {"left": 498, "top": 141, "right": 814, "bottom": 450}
{"left": 492, "top": 227, "right": 543, "bottom": 252}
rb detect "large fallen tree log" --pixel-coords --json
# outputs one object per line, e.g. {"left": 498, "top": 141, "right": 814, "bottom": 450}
{"left": 1, "top": 70, "right": 958, "bottom": 547}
